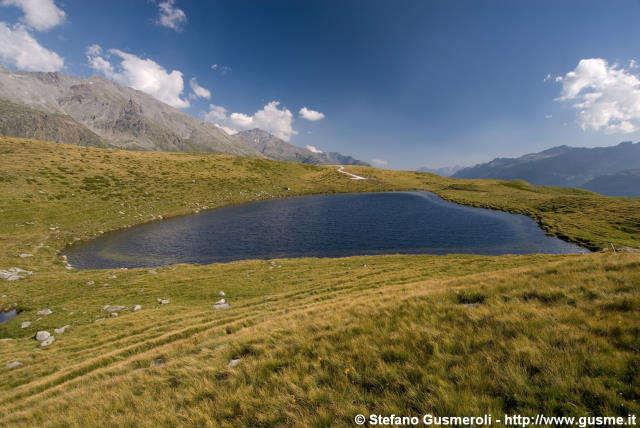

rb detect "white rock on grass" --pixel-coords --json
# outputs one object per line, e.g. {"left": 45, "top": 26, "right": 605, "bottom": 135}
{"left": 19, "top": 254, "right": 33, "bottom": 258}
{"left": 110, "top": 312, "right": 118, "bottom": 317}
{"left": 227, "top": 359, "right": 241, "bottom": 368}
{"left": 40, "top": 336, "right": 55, "bottom": 347}
{"left": 133, "top": 305, "right": 142, "bottom": 311}
{"left": 148, "top": 269, "right": 158, "bottom": 275}
{"left": 218, "top": 291, "right": 225, "bottom": 297}
{"left": 6, "top": 361, "right": 22, "bottom": 369}
{"left": 37, "top": 309, "right": 52, "bottom": 316}
{"left": 102, "top": 305, "right": 125, "bottom": 312}
{"left": 21, "top": 321, "right": 31, "bottom": 329}
{"left": 157, "top": 298, "right": 170, "bottom": 305}
{"left": 34, "top": 331, "right": 50, "bottom": 341}
{"left": 87, "top": 280, "right": 95, "bottom": 285}
{"left": 54, "top": 325, "right": 70, "bottom": 334}
{"left": 0, "top": 267, "right": 33, "bottom": 281}
{"left": 215, "top": 298, "right": 226, "bottom": 304}
{"left": 213, "top": 303, "right": 230, "bottom": 309}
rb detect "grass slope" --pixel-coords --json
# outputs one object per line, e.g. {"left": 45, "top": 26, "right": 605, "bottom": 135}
{"left": 0, "top": 137, "right": 638, "bottom": 426}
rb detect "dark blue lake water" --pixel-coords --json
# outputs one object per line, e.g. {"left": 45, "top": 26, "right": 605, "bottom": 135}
{"left": 65, "top": 192, "right": 587, "bottom": 269}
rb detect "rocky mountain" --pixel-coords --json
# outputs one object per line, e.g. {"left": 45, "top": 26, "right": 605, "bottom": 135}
{"left": 0, "top": 66, "right": 263, "bottom": 156}
{"left": 0, "top": 67, "right": 369, "bottom": 166}
{"left": 582, "top": 169, "right": 640, "bottom": 198}
{"left": 453, "top": 142, "right": 640, "bottom": 196}
{"left": 417, "top": 165, "right": 464, "bottom": 177}
{"left": 233, "top": 129, "right": 369, "bottom": 166}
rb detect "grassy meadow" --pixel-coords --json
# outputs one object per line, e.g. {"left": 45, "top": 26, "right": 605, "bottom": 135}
{"left": 0, "top": 137, "right": 639, "bottom": 426}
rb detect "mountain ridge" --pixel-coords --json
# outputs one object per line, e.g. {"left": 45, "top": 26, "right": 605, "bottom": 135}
{"left": 232, "top": 128, "right": 369, "bottom": 166}
{"left": 0, "top": 67, "right": 367, "bottom": 165}
{"left": 453, "top": 142, "right": 640, "bottom": 196}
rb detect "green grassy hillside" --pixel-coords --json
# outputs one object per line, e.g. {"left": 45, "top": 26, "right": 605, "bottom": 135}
{"left": 0, "top": 137, "right": 638, "bottom": 426}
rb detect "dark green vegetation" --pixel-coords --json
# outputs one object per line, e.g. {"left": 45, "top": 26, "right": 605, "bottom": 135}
{"left": 0, "top": 137, "right": 638, "bottom": 426}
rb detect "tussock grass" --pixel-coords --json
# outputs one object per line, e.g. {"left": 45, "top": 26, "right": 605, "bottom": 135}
{"left": 0, "top": 138, "right": 638, "bottom": 426}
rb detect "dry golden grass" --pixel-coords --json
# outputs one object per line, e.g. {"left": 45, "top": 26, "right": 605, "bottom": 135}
{"left": 0, "top": 138, "right": 638, "bottom": 426}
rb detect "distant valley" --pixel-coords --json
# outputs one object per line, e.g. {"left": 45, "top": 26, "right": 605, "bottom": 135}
{"left": 0, "top": 66, "right": 366, "bottom": 165}
{"left": 452, "top": 142, "right": 640, "bottom": 197}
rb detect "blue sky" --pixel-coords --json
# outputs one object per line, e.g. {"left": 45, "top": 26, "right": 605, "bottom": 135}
{"left": 1, "top": 0, "right": 640, "bottom": 169}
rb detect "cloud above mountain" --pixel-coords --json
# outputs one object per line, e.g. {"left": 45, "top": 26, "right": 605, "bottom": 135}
{"left": 1, "top": 0, "right": 66, "bottom": 31}
{"left": 189, "top": 77, "right": 210, "bottom": 100}
{"left": 305, "top": 145, "right": 323, "bottom": 153}
{"left": 557, "top": 58, "right": 640, "bottom": 133}
{"left": 205, "top": 101, "right": 297, "bottom": 141}
{"left": 0, "top": 22, "right": 63, "bottom": 71}
{"left": 87, "top": 45, "right": 190, "bottom": 109}
{"left": 299, "top": 107, "right": 325, "bottom": 121}
{"left": 156, "top": 0, "right": 186, "bottom": 32}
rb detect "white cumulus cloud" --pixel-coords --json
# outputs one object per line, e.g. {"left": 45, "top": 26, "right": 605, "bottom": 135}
{"left": 204, "top": 104, "right": 227, "bottom": 123}
{"left": 0, "top": 22, "right": 63, "bottom": 71}
{"left": 157, "top": 0, "right": 186, "bottom": 32}
{"left": 371, "top": 158, "right": 389, "bottom": 167}
{"left": 1, "top": 0, "right": 65, "bottom": 31}
{"left": 87, "top": 46, "right": 189, "bottom": 108}
{"left": 205, "top": 101, "right": 297, "bottom": 141}
{"left": 305, "top": 145, "right": 323, "bottom": 153}
{"left": 557, "top": 58, "right": 640, "bottom": 133}
{"left": 299, "top": 107, "right": 325, "bottom": 121}
{"left": 189, "top": 77, "right": 210, "bottom": 100}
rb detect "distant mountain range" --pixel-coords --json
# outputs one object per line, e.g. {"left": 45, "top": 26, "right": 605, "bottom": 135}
{"left": 234, "top": 129, "right": 369, "bottom": 166}
{"left": 417, "top": 165, "right": 464, "bottom": 177}
{"left": 453, "top": 142, "right": 640, "bottom": 197}
{"left": 0, "top": 66, "right": 366, "bottom": 165}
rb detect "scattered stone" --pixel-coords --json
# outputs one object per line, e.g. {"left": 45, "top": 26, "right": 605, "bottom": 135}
{"left": 40, "top": 336, "right": 55, "bottom": 347}
{"left": 94, "top": 318, "right": 105, "bottom": 323}
{"left": 227, "top": 359, "right": 241, "bottom": 368}
{"left": 361, "top": 264, "right": 368, "bottom": 267}
{"left": 36, "top": 309, "right": 52, "bottom": 316}
{"left": 148, "top": 269, "right": 158, "bottom": 275}
{"left": 218, "top": 291, "right": 225, "bottom": 297}
{"left": 1, "top": 294, "right": 5, "bottom": 298}
{"left": 157, "top": 298, "right": 170, "bottom": 305}
{"left": 0, "top": 338, "right": 13, "bottom": 343}
{"left": 87, "top": 280, "right": 95, "bottom": 285}
{"left": 6, "top": 361, "right": 22, "bottom": 369}
{"left": 151, "top": 358, "right": 165, "bottom": 367}
{"left": 215, "top": 298, "right": 226, "bottom": 305}
{"left": 19, "top": 253, "right": 33, "bottom": 258}
{"left": 54, "top": 325, "right": 70, "bottom": 334}
{"left": 108, "top": 275, "right": 117, "bottom": 279}
{"left": 213, "top": 303, "right": 230, "bottom": 309}
{"left": 21, "top": 321, "right": 31, "bottom": 329}
{"left": 110, "top": 312, "right": 118, "bottom": 317}
{"left": 0, "top": 267, "right": 33, "bottom": 281}
{"left": 102, "top": 305, "right": 125, "bottom": 312}
{"left": 133, "top": 305, "right": 142, "bottom": 311}
{"left": 34, "top": 331, "right": 51, "bottom": 341}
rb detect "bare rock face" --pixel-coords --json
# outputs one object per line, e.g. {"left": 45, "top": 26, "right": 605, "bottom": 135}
{"left": 0, "top": 69, "right": 262, "bottom": 156}
{"left": 0, "top": 68, "right": 369, "bottom": 165}
{"left": 34, "top": 331, "right": 50, "bottom": 341}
